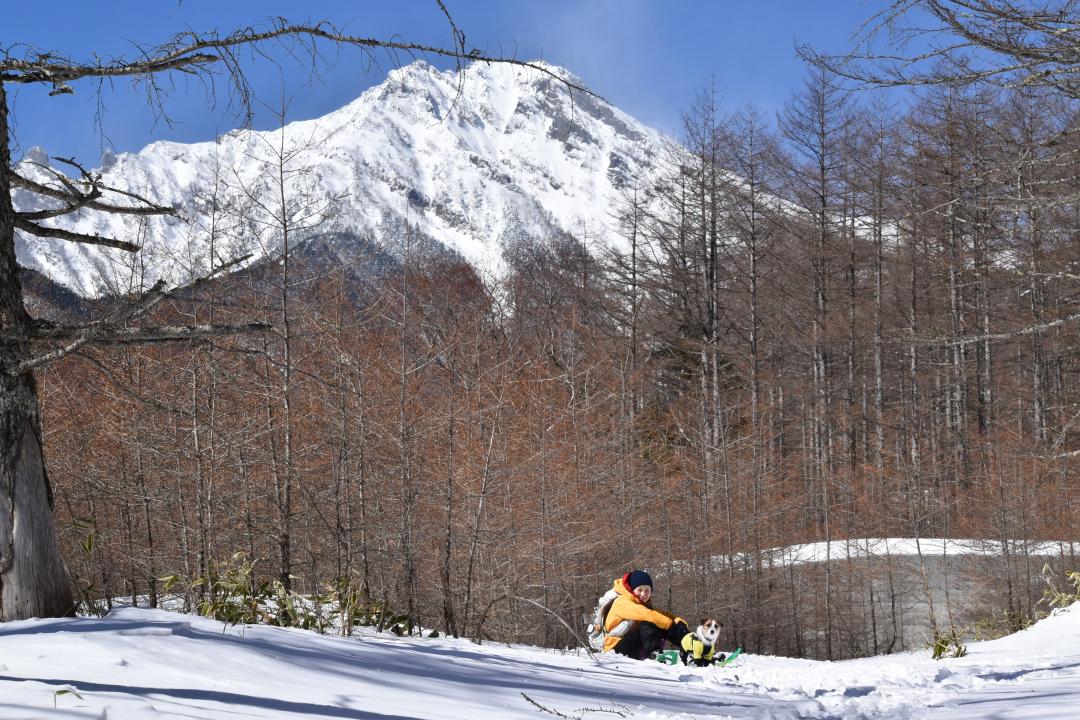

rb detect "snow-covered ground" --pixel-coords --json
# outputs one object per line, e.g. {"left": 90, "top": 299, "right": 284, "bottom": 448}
{"left": 2, "top": 602, "right": 1078, "bottom": 719}
{"left": 692, "top": 537, "right": 1078, "bottom": 574}
{"left": 761, "top": 537, "right": 1077, "bottom": 567}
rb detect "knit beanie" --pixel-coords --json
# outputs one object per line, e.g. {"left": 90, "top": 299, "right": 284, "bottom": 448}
{"left": 626, "top": 570, "right": 653, "bottom": 590}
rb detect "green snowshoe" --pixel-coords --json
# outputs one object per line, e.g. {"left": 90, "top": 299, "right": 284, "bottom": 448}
{"left": 655, "top": 649, "right": 681, "bottom": 665}
{"left": 717, "top": 647, "right": 742, "bottom": 666}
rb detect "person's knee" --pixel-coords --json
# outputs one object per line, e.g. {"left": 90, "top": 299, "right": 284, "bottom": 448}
{"left": 638, "top": 622, "right": 662, "bottom": 642}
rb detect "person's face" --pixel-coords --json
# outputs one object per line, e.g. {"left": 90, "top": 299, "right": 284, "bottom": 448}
{"left": 632, "top": 584, "right": 652, "bottom": 603}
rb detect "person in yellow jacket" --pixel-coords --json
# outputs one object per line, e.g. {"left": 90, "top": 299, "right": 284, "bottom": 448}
{"left": 603, "top": 570, "right": 690, "bottom": 660}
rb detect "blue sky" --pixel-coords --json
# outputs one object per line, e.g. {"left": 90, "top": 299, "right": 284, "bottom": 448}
{"left": 4, "top": 1, "right": 884, "bottom": 163}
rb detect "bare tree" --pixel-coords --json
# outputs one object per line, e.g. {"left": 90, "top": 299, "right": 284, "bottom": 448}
{"left": 802, "top": 0, "right": 1080, "bottom": 99}
{"left": 778, "top": 67, "right": 855, "bottom": 659}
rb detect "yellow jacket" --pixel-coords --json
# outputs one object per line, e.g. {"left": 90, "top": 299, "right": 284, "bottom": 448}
{"left": 680, "top": 632, "right": 717, "bottom": 663}
{"left": 602, "top": 577, "right": 681, "bottom": 652}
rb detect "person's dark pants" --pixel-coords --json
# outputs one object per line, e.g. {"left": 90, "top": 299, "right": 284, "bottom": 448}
{"left": 613, "top": 622, "right": 687, "bottom": 661}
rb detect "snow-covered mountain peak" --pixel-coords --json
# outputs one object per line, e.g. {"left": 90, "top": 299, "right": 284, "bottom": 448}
{"left": 19, "top": 145, "right": 50, "bottom": 166}
{"left": 14, "top": 59, "right": 668, "bottom": 298}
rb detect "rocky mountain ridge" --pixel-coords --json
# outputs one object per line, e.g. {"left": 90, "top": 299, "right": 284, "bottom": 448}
{"left": 14, "top": 60, "right": 669, "bottom": 297}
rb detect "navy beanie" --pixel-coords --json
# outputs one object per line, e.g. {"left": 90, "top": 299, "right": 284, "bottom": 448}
{"left": 626, "top": 570, "right": 653, "bottom": 589}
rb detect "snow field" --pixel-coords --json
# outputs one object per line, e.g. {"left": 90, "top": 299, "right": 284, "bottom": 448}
{"left": 2, "top": 602, "right": 1079, "bottom": 719}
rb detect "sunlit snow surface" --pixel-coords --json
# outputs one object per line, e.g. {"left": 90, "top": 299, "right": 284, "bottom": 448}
{"left": 749, "top": 537, "right": 1078, "bottom": 567}
{"left": 2, "top": 603, "right": 1078, "bottom": 719}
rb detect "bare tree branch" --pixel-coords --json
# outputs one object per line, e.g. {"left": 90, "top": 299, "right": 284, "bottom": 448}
{"left": 0, "top": 19, "right": 593, "bottom": 98}
{"left": 10, "top": 253, "right": 255, "bottom": 376}
{"left": 11, "top": 169, "right": 178, "bottom": 218}
{"left": 801, "top": 1, "right": 1080, "bottom": 98}
{"left": 44, "top": 322, "right": 270, "bottom": 344}
{"left": 918, "top": 311, "right": 1080, "bottom": 347}
{"left": 8, "top": 323, "right": 270, "bottom": 375}
{"left": 14, "top": 217, "right": 140, "bottom": 252}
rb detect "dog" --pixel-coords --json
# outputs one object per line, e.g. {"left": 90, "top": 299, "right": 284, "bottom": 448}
{"left": 679, "top": 618, "right": 723, "bottom": 667}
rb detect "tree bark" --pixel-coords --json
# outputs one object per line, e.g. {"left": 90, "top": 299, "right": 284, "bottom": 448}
{"left": 0, "top": 83, "right": 75, "bottom": 620}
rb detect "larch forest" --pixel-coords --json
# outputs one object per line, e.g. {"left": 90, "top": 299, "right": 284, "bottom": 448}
{"left": 6, "top": 1, "right": 1080, "bottom": 662}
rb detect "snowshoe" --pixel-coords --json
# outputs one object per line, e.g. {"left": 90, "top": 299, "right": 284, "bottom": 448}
{"left": 717, "top": 647, "right": 742, "bottom": 666}
{"left": 655, "top": 649, "right": 681, "bottom": 665}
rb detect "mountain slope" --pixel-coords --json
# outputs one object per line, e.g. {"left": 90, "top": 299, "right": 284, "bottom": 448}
{"left": 14, "top": 61, "right": 668, "bottom": 297}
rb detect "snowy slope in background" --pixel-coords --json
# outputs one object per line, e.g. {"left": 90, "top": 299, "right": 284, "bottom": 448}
{"left": 2, "top": 602, "right": 1080, "bottom": 719}
{"left": 13, "top": 61, "right": 667, "bottom": 297}
{"left": 744, "top": 537, "right": 1078, "bottom": 567}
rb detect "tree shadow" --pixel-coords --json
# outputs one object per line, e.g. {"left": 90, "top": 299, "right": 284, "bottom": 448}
{"left": 974, "top": 660, "right": 1080, "bottom": 683}
{"left": 0, "top": 675, "right": 420, "bottom": 719}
